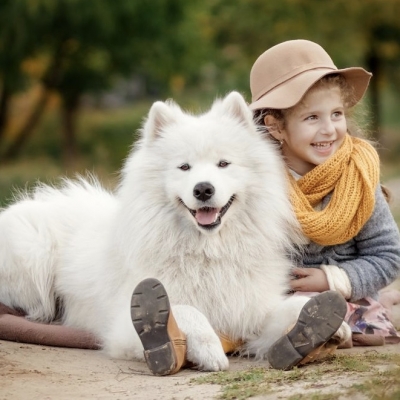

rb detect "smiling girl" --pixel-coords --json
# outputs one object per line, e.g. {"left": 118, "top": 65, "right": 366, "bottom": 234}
{"left": 250, "top": 39, "right": 400, "bottom": 348}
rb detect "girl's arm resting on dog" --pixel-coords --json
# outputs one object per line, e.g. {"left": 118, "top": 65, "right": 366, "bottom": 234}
{"left": 290, "top": 267, "right": 330, "bottom": 292}
{"left": 326, "top": 187, "right": 400, "bottom": 302}
{"left": 290, "top": 265, "right": 352, "bottom": 299}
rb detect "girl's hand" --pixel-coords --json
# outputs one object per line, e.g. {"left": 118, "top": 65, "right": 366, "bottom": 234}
{"left": 290, "top": 267, "right": 330, "bottom": 293}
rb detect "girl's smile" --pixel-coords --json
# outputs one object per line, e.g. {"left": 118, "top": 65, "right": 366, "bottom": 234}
{"left": 311, "top": 141, "right": 334, "bottom": 152}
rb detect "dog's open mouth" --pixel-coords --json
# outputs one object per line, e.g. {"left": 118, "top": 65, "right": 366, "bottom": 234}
{"left": 182, "top": 195, "right": 235, "bottom": 229}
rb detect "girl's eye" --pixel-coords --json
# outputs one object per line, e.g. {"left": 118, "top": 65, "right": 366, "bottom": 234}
{"left": 178, "top": 163, "right": 190, "bottom": 171}
{"left": 332, "top": 111, "right": 343, "bottom": 118}
{"left": 218, "top": 160, "right": 230, "bottom": 168}
{"left": 305, "top": 115, "right": 317, "bottom": 121}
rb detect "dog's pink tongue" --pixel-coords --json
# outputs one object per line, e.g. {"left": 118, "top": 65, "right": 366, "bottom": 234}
{"left": 196, "top": 209, "right": 219, "bottom": 225}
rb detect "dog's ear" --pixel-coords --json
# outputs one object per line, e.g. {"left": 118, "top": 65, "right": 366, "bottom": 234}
{"left": 143, "top": 100, "right": 181, "bottom": 143}
{"left": 218, "top": 92, "right": 254, "bottom": 129}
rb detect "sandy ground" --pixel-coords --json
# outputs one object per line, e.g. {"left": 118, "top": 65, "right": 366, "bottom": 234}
{"left": 0, "top": 340, "right": 223, "bottom": 400}
{"left": 1, "top": 179, "right": 400, "bottom": 400}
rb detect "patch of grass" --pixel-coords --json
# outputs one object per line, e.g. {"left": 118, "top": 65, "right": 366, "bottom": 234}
{"left": 193, "top": 353, "right": 400, "bottom": 400}
{"left": 0, "top": 157, "right": 63, "bottom": 207}
{"left": 16, "top": 103, "right": 148, "bottom": 172}
{"left": 348, "top": 367, "right": 400, "bottom": 400}
{"left": 193, "top": 367, "right": 303, "bottom": 399}
{"left": 287, "top": 393, "right": 341, "bottom": 400}
{"left": 0, "top": 156, "right": 118, "bottom": 208}
{"left": 193, "top": 365, "right": 313, "bottom": 399}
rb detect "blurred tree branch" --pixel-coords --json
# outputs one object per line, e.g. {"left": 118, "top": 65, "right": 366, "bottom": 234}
{"left": 0, "top": 0, "right": 203, "bottom": 166}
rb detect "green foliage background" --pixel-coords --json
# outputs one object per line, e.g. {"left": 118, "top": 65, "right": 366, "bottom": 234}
{"left": 1, "top": 0, "right": 400, "bottom": 216}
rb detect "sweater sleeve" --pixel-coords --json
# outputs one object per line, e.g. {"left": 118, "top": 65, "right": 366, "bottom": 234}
{"left": 320, "top": 264, "right": 352, "bottom": 299}
{"left": 328, "top": 186, "right": 400, "bottom": 301}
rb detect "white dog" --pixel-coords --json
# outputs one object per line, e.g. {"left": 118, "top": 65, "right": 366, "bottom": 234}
{"left": 0, "top": 92, "right": 350, "bottom": 373}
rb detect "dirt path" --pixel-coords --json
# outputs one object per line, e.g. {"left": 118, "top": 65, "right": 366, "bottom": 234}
{"left": 0, "top": 340, "right": 224, "bottom": 400}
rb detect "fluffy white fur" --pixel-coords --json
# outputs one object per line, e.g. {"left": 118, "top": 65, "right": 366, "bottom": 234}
{"left": 0, "top": 92, "right": 350, "bottom": 371}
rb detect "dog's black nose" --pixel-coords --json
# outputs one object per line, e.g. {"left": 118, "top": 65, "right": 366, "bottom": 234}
{"left": 193, "top": 182, "right": 215, "bottom": 202}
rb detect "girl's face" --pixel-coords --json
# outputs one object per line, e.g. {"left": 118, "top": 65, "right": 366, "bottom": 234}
{"left": 280, "top": 86, "right": 347, "bottom": 175}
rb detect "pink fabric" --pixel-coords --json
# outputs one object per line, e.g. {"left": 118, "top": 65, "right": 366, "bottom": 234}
{"left": 345, "top": 297, "right": 399, "bottom": 338}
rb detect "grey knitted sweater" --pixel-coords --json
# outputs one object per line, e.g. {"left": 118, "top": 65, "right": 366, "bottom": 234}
{"left": 300, "top": 186, "right": 400, "bottom": 302}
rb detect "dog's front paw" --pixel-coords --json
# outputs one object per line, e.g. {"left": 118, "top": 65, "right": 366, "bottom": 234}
{"left": 186, "top": 333, "right": 229, "bottom": 371}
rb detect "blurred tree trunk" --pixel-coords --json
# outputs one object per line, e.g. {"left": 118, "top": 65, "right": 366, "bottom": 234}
{"left": 0, "top": 45, "right": 65, "bottom": 163}
{"left": 0, "top": 84, "right": 10, "bottom": 145}
{"left": 366, "top": 47, "right": 381, "bottom": 142}
{"left": 1, "top": 87, "right": 50, "bottom": 161}
{"left": 61, "top": 101, "right": 79, "bottom": 169}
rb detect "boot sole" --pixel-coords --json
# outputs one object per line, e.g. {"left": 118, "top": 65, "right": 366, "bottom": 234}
{"left": 131, "top": 278, "right": 177, "bottom": 376}
{"left": 267, "top": 291, "right": 347, "bottom": 370}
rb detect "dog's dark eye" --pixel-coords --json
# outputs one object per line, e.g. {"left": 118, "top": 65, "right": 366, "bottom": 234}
{"left": 218, "top": 160, "right": 230, "bottom": 168}
{"left": 178, "top": 163, "right": 190, "bottom": 171}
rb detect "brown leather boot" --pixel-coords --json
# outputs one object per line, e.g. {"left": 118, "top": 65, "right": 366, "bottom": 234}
{"left": 352, "top": 333, "right": 385, "bottom": 346}
{"left": 298, "top": 340, "right": 338, "bottom": 365}
{"left": 267, "top": 291, "right": 347, "bottom": 370}
{"left": 131, "top": 278, "right": 187, "bottom": 376}
{"left": 218, "top": 333, "right": 243, "bottom": 354}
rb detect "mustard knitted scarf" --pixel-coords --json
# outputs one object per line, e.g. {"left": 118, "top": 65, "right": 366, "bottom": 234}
{"left": 288, "top": 134, "right": 380, "bottom": 246}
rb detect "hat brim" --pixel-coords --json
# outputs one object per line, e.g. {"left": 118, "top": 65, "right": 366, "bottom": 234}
{"left": 249, "top": 67, "right": 372, "bottom": 111}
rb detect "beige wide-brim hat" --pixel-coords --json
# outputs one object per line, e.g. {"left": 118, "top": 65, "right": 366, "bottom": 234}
{"left": 249, "top": 39, "right": 372, "bottom": 110}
